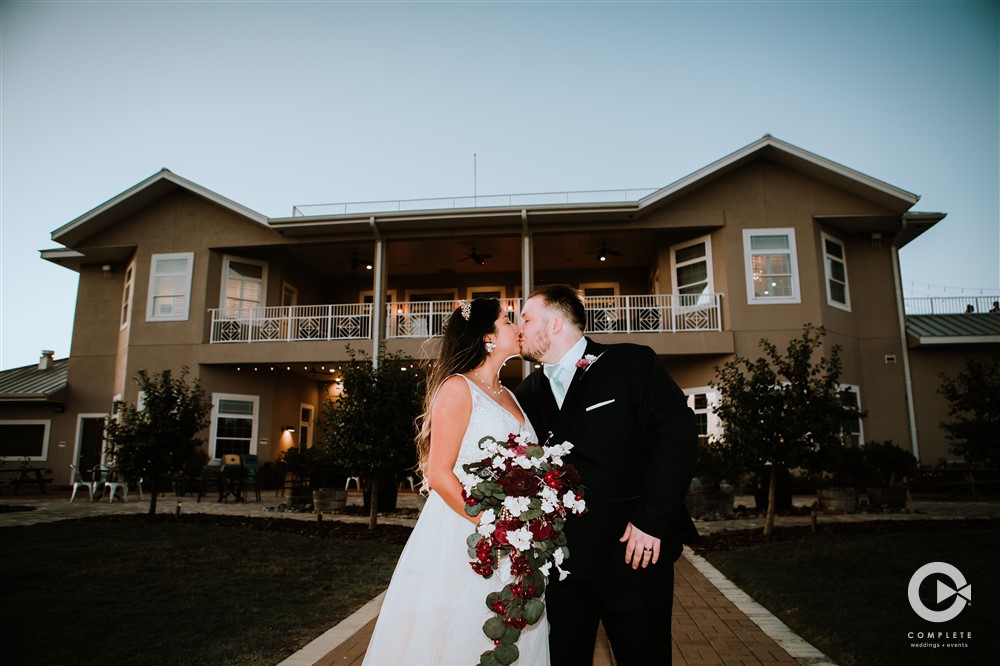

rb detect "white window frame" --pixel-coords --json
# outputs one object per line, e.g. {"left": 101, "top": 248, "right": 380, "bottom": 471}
{"left": 743, "top": 228, "right": 801, "bottom": 305}
{"left": 682, "top": 388, "right": 722, "bottom": 443}
{"left": 821, "top": 232, "right": 851, "bottom": 312}
{"left": 466, "top": 286, "right": 507, "bottom": 300}
{"left": 146, "top": 252, "right": 195, "bottom": 321}
{"left": 840, "top": 384, "right": 863, "bottom": 446}
{"left": 120, "top": 261, "right": 135, "bottom": 329}
{"left": 209, "top": 393, "right": 260, "bottom": 461}
{"left": 299, "top": 404, "right": 315, "bottom": 449}
{"left": 670, "top": 235, "right": 715, "bottom": 306}
{"left": 0, "top": 419, "right": 51, "bottom": 461}
{"left": 220, "top": 255, "right": 268, "bottom": 314}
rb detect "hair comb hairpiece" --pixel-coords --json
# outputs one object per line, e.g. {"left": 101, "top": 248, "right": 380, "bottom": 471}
{"left": 459, "top": 300, "right": 472, "bottom": 320}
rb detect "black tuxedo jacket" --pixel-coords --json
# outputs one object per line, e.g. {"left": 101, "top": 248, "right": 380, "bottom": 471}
{"left": 515, "top": 338, "right": 697, "bottom": 581}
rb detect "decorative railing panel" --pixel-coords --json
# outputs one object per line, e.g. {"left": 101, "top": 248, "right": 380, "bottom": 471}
{"left": 209, "top": 304, "right": 372, "bottom": 343}
{"left": 208, "top": 294, "right": 722, "bottom": 344}
{"left": 904, "top": 296, "right": 1000, "bottom": 315}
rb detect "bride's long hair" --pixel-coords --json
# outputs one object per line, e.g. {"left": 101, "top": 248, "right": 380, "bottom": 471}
{"left": 415, "top": 298, "right": 502, "bottom": 484}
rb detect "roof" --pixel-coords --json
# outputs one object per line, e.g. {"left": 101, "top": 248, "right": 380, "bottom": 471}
{"left": 638, "top": 134, "right": 921, "bottom": 214}
{"left": 0, "top": 358, "right": 70, "bottom": 402}
{"left": 50, "top": 169, "right": 269, "bottom": 247}
{"left": 269, "top": 135, "right": 938, "bottom": 245}
{"left": 906, "top": 314, "right": 1000, "bottom": 346}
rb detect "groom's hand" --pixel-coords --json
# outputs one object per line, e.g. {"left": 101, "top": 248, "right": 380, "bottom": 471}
{"left": 620, "top": 522, "right": 660, "bottom": 569}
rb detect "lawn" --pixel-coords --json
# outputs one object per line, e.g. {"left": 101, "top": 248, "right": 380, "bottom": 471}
{"left": 1, "top": 514, "right": 411, "bottom": 666}
{"left": 694, "top": 519, "right": 1000, "bottom": 666}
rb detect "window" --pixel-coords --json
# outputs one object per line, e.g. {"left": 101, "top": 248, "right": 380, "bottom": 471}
{"left": 743, "top": 229, "right": 800, "bottom": 304}
{"left": 221, "top": 255, "right": 268, "bottom": 314}
{"left": 840, "top": 385, "right": 863, "bottom": 445}
{"left": 467, "top": 286, "right": 505, "bottom": 300}
{"left": 822, "top": 233, "right": 851, "bottom": 311}
{"left": 670, "top": 236, "right": 714, "bottom": 306}
{"left": 299, "top": 404, "right": 314, "bottom": 449}
{"left": 120, "top": 262, "right": 135, "bottom": 328}
{"left": 146, "top": 252, "right": 194, "bottom": 321}
{"left": 683, "top": 390, "right": 721, "bottom": 444}
{"left": 209, "top": 394, "right": 259, "bottom": 459}
{"left": 0, "top": 420, "right": 50, "bottom": 460}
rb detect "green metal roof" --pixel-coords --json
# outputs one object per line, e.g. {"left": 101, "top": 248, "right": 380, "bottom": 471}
{"left": 0, "top": 358, "right": 69, "bottom": 401}
{"left": 906, "top": 314, "right": 1000, "bottom": 346}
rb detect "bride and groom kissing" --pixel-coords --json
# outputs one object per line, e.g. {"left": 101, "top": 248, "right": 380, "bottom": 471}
{"left": 364, "top": 284, "right": 698, "bottom": 665}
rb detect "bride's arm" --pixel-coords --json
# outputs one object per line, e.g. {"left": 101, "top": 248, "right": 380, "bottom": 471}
{"left": 427, "top": 376, "right": 479, "bottom": 525}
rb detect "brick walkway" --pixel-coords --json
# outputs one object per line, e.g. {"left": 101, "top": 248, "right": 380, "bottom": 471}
{"left": 285, "top": 552, "right": 826, "bottom": 666}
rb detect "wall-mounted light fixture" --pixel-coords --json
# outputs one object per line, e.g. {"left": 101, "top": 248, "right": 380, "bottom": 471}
{"left": 282, "top": 425, "right": 295, "bottom": 433}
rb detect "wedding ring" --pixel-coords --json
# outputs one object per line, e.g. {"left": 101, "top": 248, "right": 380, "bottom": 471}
{"left": 643, "top": 547, "right": 653, "bottom": 552}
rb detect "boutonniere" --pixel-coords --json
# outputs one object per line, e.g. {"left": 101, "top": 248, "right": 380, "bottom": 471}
{"left": 576, "top": 353, "right": 602, "bottom": 371}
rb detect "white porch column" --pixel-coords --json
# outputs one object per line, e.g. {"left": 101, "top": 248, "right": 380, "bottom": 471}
{"left": 370, "top": 216, "right": 386, "bottom": 369}
{"left": 521, "top": 209, "right": 534, "bottom": 379}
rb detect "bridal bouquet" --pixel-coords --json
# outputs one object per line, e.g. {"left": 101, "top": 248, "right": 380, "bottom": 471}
{"left": 461, "top": 433, "right": 586, "bottom": 666}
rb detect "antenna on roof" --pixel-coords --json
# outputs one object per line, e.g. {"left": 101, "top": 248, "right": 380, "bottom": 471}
{"left": 473, "top": 153, "right": 477, "bottom": 200}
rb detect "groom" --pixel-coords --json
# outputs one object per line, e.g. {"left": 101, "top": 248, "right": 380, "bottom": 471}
{"left": 515, "top": 284, "right": 697, "bottom": 665}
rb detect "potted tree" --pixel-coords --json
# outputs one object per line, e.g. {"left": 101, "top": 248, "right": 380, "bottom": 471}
{"left": 863, "top": 440, "right": 916, "bottom": 509}
{"left": 686, "top": 440, "right": 736, "bottom": 519}
{"left": 305, "top": 443, "right": 348, "bottom": 513}
{"left": 278, "top": 446, "right": 312, "bottom": 509}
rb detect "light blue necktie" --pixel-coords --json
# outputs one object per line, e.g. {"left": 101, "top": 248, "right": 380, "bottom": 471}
{"left": 544, "top": 364, "right": 568, "bottom": 408}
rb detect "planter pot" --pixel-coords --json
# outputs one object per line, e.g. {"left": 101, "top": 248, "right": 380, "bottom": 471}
{"left": 685, "top": 491, "right": 734, "bottom": 519}
{"left": 817, "top": 487, "right": 858, "bottom": 513}
{"left": 868, "top": 485, "right": 908, "bottom": 509}
{"left": 312, "top": 488, "right": 348, "bottom": 513}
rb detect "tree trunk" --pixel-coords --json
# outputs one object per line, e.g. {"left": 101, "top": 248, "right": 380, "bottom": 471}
{"left": 148, "top": 477, "right": 159, "bottom": 516}
{"left": 763, "top": 463, "right": 777, "bottom": 537}
{"left": 368, "top": 475, "right": 379, "bottom": 530}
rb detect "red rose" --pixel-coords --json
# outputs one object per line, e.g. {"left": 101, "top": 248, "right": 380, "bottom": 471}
{"left": 562, "top": 463, "right": 582, "bottom": 487}
{"left": 492, "top": 519, "right": 521, "bottom": 546}
{"left": 501, "top": 467, "right": 540, "bottom": 497}
{"left": 528, "top": 519, "right": 553, "bottom": 541}
{"left": 543, "top": 470, "right": 564, "bottom": 491}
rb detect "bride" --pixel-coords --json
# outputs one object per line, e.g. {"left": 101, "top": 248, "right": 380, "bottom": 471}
{"left": 362, "top": 298, "right": 549, "bottom": 665}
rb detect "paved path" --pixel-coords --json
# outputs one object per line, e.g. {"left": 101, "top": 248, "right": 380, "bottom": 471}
{"left": 3, "top": 490, "right": 996, "bottom": 665}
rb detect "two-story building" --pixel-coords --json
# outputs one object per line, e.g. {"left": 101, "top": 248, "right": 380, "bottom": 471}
{"left": 3, "top": 135, "right": 997, "bottom": 486}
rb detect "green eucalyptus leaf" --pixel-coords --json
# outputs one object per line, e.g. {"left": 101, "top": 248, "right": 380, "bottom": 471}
{"left": 465, "top": 503, "right": 483, "bottom": 516}
{"left": 479, "top": 650, "right": 501, "bottom": 666}
{"left": 494, "top": 643, "right": 519, "bottom": 665}
{"left": 524, "top": 597, "right": 545, "bottom": 624}
{"left": 486, "top": 591, "right": 500, "bottom": 610}
{"left": 467, "top": 533, "right": 483, "bottom": 548}
{"left": 501, "top": 625, "right": 521, "bottom": 645}
{"left": 483, "top": 616, "right": 507, "bottom": 640}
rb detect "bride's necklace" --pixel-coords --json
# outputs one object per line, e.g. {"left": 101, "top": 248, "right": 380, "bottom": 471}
{"left": 472, "top": 370, "right": 505, "bottom": 396}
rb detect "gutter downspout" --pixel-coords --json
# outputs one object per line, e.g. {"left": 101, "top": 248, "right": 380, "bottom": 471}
{"left": 370, "top": 216, "right": 386, "bottom": 369}
{"left": 891, "top": 215, "right": 920, "bottom": 461}
{"left": 521, "top": 209, "right": 534, "bottom": 379}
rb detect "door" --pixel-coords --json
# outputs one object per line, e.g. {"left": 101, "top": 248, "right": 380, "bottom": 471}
{"left": 77, "top": 417, "right": 106, "bottom": 473}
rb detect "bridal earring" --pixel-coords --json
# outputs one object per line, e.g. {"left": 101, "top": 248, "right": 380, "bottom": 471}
{"left": 485, "top": 341, "right": 496, "bottom": 354}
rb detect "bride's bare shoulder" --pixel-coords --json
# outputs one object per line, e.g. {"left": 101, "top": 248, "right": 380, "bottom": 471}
{"left": 433, "top": 375, "right": 472, "bottom": 408}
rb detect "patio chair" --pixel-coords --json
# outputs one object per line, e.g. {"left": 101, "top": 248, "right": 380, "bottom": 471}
{"left": 197, "top": 463, "right": 224, "bottom": 502}
{"left": 240, "top": 454, "right": 261, "bottom": 502}
{"left": 105, "top": 470, "right": 143, "bottom": 502}
{"left": 69, "top": 464, "right": 97, "bottom": 502}
{"left": 345, "top": 476, "right": 362, "bottom": 490}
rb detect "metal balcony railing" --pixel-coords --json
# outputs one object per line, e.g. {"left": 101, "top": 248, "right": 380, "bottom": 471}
{"left": 904, "top": 296, "right": 1000, "bottom": 315}
{"left": 291, "top": 188, "right": 658, "bottom": 217}
{"left": 208, "top": 294, "right": 723, "bottom": 343}
{"left": 209, "top": 304, "right": 372, "bottom": 343}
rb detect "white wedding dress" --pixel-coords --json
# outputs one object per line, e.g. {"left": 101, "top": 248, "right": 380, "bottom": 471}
{"left": 363, "top": 376, "right": 550, "bottom": 665}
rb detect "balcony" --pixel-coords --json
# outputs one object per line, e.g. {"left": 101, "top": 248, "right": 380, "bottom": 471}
{"left": 904, "top": 295, "right": 1000, "bottom": 315}
{"left": 208, "top": 294, "right": 723, "bottom": 344}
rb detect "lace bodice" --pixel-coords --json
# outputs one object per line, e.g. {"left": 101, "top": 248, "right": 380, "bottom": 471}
{"left": 453, "top": 375, "right": 537, "bottom": 473}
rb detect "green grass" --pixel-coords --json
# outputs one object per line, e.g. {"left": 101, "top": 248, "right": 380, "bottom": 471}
{"left": 696, "top": 520, "right": 1000, "bottom": 666}
{"left": 1, "top": 514, "right": 410, "bottom": 666}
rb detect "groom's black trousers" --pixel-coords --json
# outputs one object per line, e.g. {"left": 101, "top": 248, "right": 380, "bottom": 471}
{"left": 545, "top": 559, "right": 675, "bottom": 665}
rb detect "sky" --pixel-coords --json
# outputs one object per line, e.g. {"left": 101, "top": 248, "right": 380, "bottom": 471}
{"left": 1, "top": 0, "right": 997, "bottom": 369}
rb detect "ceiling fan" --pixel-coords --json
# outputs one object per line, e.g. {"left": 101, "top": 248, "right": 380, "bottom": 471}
{"left": 589, "top": 242, "right": 624, "bottom": 262}
{"left": 348, "top": 252, "right": 373, "bottom": 271}
{"left": 458, "top": 246, "right": 491, "bottom": 266}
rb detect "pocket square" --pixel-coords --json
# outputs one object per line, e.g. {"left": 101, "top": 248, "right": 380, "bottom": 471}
{"left": 585, "top": 399, "right": 616, "bottom": 412}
